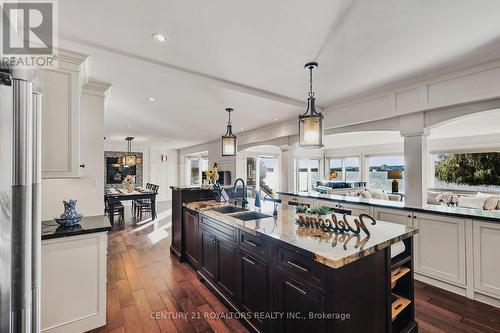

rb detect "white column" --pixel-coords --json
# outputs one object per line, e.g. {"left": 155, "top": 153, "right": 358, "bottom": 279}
{"left": 279, "top": 146, "right": 289, "bottom": 192}
{"left": 402, "top": 130, "right": 429, "bottom": 208}
{"left": 400, "top": 113, "right": 429, "bottom": 208}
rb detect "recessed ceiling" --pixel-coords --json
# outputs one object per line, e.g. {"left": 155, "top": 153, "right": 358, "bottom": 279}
{"left": 58, "top": 0, "right": 500, "bottom": 148}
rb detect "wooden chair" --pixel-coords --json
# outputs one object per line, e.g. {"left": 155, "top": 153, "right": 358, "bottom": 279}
{"left": 132, "top": 183, "right": 152, "bottom": 216}
{"left": 105, "top": 196, "right": 125, "bottom": 224}
{"left": 135, "top": 184, "right": 159, "bottom": 220}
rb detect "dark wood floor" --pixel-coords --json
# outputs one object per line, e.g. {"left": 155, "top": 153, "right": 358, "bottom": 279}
{"left": 89, "top": 202, "right": 500, "bottom": 333}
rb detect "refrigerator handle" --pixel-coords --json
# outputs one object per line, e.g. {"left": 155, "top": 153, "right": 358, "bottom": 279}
{"left": 31, "top": 78, "right": 42, "bottom": 333}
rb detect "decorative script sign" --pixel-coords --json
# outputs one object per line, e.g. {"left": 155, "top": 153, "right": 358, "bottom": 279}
{"left": 295, "top": 213, "right": 377, "bottom": 236}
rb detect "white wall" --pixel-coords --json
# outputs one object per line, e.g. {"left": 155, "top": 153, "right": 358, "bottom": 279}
{"left": 104, "top": 142, "right": 179, "bottom": 201}
{"left": 179, "top": 139, "right": 236, "bottom": 186}
{"left": 42, "top": 90, "right": 105, "bottom": 220}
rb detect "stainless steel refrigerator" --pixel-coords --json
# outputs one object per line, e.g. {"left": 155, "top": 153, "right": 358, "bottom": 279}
{"left": 0, "top": 68, "right": 42, "bottom": 333}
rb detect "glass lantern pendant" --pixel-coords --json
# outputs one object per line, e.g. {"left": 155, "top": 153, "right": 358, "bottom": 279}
{"left": 298, "top": 62, "right": 324, "bottom": 149}
{"left": 122, "top": 136, "right": 136, "bottom": 167}
{"left": 222, "top": 108, "right": 237, "bottom": 156}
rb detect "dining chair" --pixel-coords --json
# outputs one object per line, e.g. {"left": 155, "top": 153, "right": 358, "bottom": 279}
{"left": 135, "top": 184, "right": 159, "bottom": 220}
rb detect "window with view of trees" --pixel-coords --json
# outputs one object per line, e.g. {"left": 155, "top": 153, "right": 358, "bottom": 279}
{"left": 368, "top": 155, "right": 405, "bottom": 193}
{"left": 433, "top": 152, "right": 500, "bottom": 192}
{"left": 327, "top": 156, "right": 360, "bottom": 182}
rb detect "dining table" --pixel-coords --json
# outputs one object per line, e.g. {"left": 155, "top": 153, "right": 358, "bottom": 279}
{"left": 105, "top": 188, "right": 157, "bottom": 225}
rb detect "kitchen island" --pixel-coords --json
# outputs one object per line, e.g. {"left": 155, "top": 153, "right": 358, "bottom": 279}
{"left": 174, "top": 194, "right": 418, "bottom": 333}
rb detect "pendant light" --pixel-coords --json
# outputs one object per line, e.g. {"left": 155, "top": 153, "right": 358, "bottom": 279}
{"left": 298, "top": 62, "right": 324, "bottom": 148}
{"left": 122, "top": 136, "right": 136, "bottom": 167}
{"left": 221, "top": 108, "right": 237, "bottom": 156}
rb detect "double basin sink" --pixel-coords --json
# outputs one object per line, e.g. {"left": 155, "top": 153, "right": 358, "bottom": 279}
{"left": 210, "top": 206, "right": 272, "bottom": 221}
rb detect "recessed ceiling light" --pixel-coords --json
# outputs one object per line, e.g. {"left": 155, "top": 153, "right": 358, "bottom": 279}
{"left": 240, "top": 127, "right": 244, "bottom": 131}
{"left": 127, "top": 124, "right": 132, "bottom": 128}
{"left": 149, "top": 97, "right": 155, "bottom": 102}
{"left": 152, "top": 33, "right": 169, "bottom": 43}
{"left": 274, "top": 118, "right": 278, "bottom": 121}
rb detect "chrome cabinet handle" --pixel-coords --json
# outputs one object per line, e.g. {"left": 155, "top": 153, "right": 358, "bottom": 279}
{"left": 243, "top": 239, "right": 258, "bottom": 247}
{"left": 286, "top": 260, "right": 309, "bottom": 272}
{"left": 285, "top": 281, "right": 307, "bottom": 295}
{"left": 243, "top": 257, "right": 256, "bottom": 265}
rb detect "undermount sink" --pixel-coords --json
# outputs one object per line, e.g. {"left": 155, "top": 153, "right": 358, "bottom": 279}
{"left": 211, "top": 206, "right": 248, "bottom": 214}
{"left": 233, "top": 211, "right": 272, "bottom": 221}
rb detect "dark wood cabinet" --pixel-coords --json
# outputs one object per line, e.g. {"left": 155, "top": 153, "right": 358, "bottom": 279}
{"left": 275, "top": 268, "right": 327, "bottom": 333}
{"left": 239, "top": 251, "right": 268, "bottom": 332}
{"left": 170, "top": 187, "right": 215, "bottom": 260}
{"left": 183, "top": 208, "right": 199, "bottom": 267}
{"left": 200, "top": 228, "right": 217, "bottom": 281}
{"left": 217, "top": 239, "right": 238, "bottom": 300}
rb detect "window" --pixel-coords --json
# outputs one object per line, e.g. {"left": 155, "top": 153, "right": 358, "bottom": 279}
{"left": 326, "top": 156, "right": 360, "bottom": 182}
{"left": 296, "top": 159, "right": 321, "bottom": 192}
{"left": 431, "top": 152, "right": 500, "bottom": 192}
{"left": 367, "top": 155, "right": 405, "bottom": 193}
{"left": 187, "top": 154, "right": 208, "bottom": 185}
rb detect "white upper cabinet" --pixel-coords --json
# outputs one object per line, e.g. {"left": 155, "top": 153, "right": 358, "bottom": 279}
{"left": 39, "top": 50, "right": 89, "bottom": 178}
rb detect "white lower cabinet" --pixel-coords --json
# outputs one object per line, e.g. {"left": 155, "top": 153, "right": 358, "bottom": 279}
{"left": 473, "top": 220, "right": 500, "bottom": 298}
{"left": 279, "top": 194, "right": 314, "bottom": 208}
{"left": 413, "top": 213, "right": 466, "bottom": 286}
{"left": 42, "top": 232, "right": 107, "bottom": 333}
{"left": 372, "top": 207, "right": 413, "bottom": 227}
{"left": 315, "top": 199, "right": 370, "bottom": 217}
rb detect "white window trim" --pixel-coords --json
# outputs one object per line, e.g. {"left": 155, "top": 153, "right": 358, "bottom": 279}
{"left": 324, "top": 154, "right": 362, "bottom": 182}
{"left": 186, "top": 152, "right": 208, "bottom": 186}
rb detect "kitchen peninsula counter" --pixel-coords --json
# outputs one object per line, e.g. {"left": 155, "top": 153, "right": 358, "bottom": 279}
{"left": 278, "top": 191, "right": 500, "bottom": 223}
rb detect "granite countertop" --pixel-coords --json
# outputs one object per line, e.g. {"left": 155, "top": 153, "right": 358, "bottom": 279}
{"left": 42, "top": 215, "right": 112, "bottom": 240}
{"left": 278, "top": 191, "right": 500, "bottom": 223}
{"left": 185, "top": 200, "right": 418, "bottom": 269}
{"left": 170, "top": 185, "right": 215, "bottom": 190}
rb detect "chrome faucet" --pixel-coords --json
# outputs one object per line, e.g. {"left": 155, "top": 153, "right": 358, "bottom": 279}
{"left": 232, "top": 178, "right": 248, "bottom": 208}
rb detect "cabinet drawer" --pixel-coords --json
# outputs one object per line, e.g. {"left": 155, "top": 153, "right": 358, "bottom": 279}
{"left": 239, "top": 230, "right": 267, "bottom": 260}
{"left": 277, "top": 246, "right": 326, "bottom": 290}
{"left": 200, "top": 216, "right": 236, "bottom": 243}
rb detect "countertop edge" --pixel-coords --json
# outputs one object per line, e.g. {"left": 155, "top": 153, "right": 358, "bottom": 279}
{"left": 41, "top": 227, "right": 111, "bottom": 240}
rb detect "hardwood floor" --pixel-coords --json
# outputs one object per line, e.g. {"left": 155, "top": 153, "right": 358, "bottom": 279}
{"left": 89, "top": 201, "right": 500, "bottom": 333}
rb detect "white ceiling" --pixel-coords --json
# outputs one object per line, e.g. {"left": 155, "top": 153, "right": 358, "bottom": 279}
{"left": 58, "top": 0, "right": 500, "bottom": 148}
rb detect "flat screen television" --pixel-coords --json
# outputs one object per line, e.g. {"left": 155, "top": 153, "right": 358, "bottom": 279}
{"left": 106, "top": 157, "right": 136, "bottom": 184}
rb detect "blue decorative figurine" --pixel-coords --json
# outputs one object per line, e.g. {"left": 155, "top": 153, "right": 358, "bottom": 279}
{"left": 55, "top": 199, "right": 83, "bottom": 226}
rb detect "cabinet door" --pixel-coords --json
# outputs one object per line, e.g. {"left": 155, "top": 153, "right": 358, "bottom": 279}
{"left": 414, "top": 213, "right": 466, "bottom": 286}
{"left": 39, "top": 65, "right": 82, "bottom": 178}
{"left": 200, "top": 228, "right": 217, "bottom": 282}
{"left": 338, "top": 202, "right": 370, "bottom": 216}
{"left": 217, "top": 239, "right": 238, "bottom": 300}
{"left": 372, "top": 207, "right": 412, "bottom": 226}
{"left": 239, "top": 252, "right": 268, "bottom": 332}
{"left": 473, "top": 220, "right": 500, "bottom": 297}
{"left": 276, "top": 270, "right": 327, "bottom": 333}
{"left": 183, "top": 209, "right": 199, "bottom": 267}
